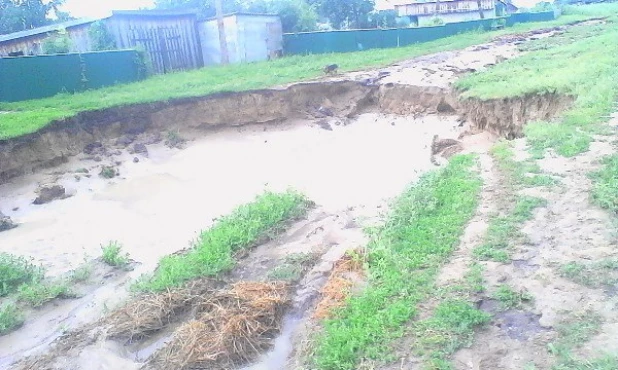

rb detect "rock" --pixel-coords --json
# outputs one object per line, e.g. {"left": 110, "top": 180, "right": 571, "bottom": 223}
{"left": 139, "top": 133, "right": 162, "bottom": 146}
{"left": 33, "top": 184, "right": 67, "bottom": 205}
{"left": 132, "top": 143, "right": 149, "bottom": 157}
{"left": 317, "top": 106, "right": 334, "bottom": 117}
{"left": 0, "top": 212, "right": 17, "bottom": 232}
{"left": 317, "top": 119, "right": 333, "bottom": 131}
{"left": 115, "top": 135, "right": 136, "bottom": 147}
{"left": 94, "top": 156, "right": 102, "bottom": 162}
{"left": 133, "top": 157, "right": 140, "bottom": 163}
{"left": 83, "top": 142, "right": 103, "bottom": 155}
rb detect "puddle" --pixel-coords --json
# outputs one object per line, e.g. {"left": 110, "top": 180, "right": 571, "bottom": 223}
{"left": 496, "top": 311, "right": 546, "bottom": 341}
{"left": 241, "top": 314, "right": 302, "bottom": 370}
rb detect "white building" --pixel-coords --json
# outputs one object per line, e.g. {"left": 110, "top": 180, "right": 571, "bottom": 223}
{"left": 394, "top": 0, "right": 497, "bottom": 26}
{"left": 200, "top": 13, "right": 283, "bottom": 65}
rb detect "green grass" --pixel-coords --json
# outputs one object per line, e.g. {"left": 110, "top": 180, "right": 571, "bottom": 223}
{"left": 313, "top": 155, "right": 482, "bottom": 370}
{"left": 134, "top": 190, "right": 311, "bottom": 292}
{"left": 473, "top": 195, "right": 546, "bottom": 262}
{"left": 0, "top": 13, "right": 598, "bottom": 140}
{"left": 101, "top": 241, "right": 130, "bottom": 267}
{"left": 0, "top": 253, "right": 44, "bottom": 297}
{"left": 492, "top": 284, "right": 533, "bottom": 310}
{"left": 560, "top": 259, "right": 618, "bottom": 289}
{"left": 491, "top": 141, "right": 558, "bottom": 187}
{"left": 16, "top": 281, "right": 75, "bottom": 308}
{"left": 457, "top": 6, "right": 618, "bottom": 157}
{"left": 0, "top": 302, "right": 24, "bottom": 335}
{"left": 590, "top": 155, "right": 618, "bottom": 216}
{"left": 268, "top": 253, "right": 318, "bottom": 282}
{"left": 548, "top": 311, "right": 618, "bottom": 369}
{"left": 413, "top": 299, "right": 491, "bottom": 369}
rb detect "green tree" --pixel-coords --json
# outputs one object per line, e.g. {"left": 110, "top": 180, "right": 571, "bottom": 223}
{"left": 89, "top": 21, "right": 117, "bottom": 51}
{"left": 246, "top": 0, "right": 318, "bottom": 32}
{"left": 313, "top": 0, "right": 375, "bottom": 29}
{"left": 0, "top": 0, "right": 65, "bottom": 35}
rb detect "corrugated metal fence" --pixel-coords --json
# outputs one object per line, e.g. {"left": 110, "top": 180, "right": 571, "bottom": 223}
{"left": 284, "top": 11, "right": 556, "bottom": 55}
{"left": 0, "top": 50, "right": 145, "bottom": 102}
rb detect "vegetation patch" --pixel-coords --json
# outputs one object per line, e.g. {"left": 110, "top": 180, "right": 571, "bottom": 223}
{"left": 457, "top": 6, "right": 618, "bottom": 157}
{"left": 473, "top": 195, "right": 546, "bottom": 262}
{"left": 560, "top": 259, "right": 618, "bottom": 289}
{"left": 589, "top": 155, "right": 618, "bottom": 216}
{"left": 0, "top": 253, "right": 44, "bottom": 297}
{"left": 0, "top": 302, "right": 24, "bottom": 335}
{"left": 313, "top": 155, "right": 481, "bottom": 369}
{"left": 268, "top": 253, "right": 319, "bottom": 282}
{"left": 16, "top": 281, "right": 75, "bottom": 308}
{"left": 492, "top": 284, "right": 534, "bottom": 310}
{"left": 134, "top": 190, "right": 312, "bottom": 292}
{"left": 101, "top": 241, "right": 130, "bottom": 268}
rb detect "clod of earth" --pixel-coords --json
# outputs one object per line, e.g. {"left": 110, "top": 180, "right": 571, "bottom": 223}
{"left": 32, "top": 184, "right": 68, "bottom": 205}
{"left": 131, "top": 143, "right": 149, "bottom": 157}
{"left": 0, "top": 211, "right": 17, "bottom": 232}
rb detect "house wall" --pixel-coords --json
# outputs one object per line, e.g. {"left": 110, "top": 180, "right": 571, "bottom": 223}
{"left": 199, "top": 16, "right": 239, "bottom": 65}
{"left": 105, "top": 13, "right": 203, "bottom": 73}
{"left": 0, "top": 24, "right": 94, "bottom": 57}
{"left": 397, "top": 0, "right": 495, "bottom": 17}
{"left": 418, "top": 9, "right": 497, "bottom": 25}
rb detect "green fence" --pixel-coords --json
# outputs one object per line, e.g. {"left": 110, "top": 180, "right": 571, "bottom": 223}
{"left": 0, "top": 50, "right": 145, "bottom": 103}
{"left": 284, "top": 11, "right": 556, "bottom": 55}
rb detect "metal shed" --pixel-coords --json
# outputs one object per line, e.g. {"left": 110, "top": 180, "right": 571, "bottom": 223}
{"left": 199, "top": 13, "right": 283, "bottom": 65}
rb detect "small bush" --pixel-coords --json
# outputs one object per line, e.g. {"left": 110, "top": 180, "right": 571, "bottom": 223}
{"left": 42, "top": 28, "right": 73, "bottom": 54}
{"left": 0, "top": 253, "right": 44, "bottom": 297}
{"left": 17, "top": 281, "right": 74, "bottom": 307}
{"left": 101, "top": 241, "right": 130, "bottom": 267}
{"left": 493, "top": 285, "right": 533, "bottom": 310}
{"left": 0, "top": 303, "right": 24, "bottom": 335}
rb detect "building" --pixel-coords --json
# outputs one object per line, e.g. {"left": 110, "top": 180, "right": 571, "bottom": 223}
{"left": 199, "top": 13, "right": 283, "bottom": 65}
{"left": 0, "top": 10, "right": 283, "bottom": 73}
{"left": 394, "top": 0, "right": 497, "bottom": 25}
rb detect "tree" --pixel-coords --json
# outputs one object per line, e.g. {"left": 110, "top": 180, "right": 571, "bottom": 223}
{"left": 0, "top": 0, "right": 65, "bottom": 35}
{"left": 246, "top": 0, "right": 317, "bottom": 32}
{"left": 314, "top": 0, "right": 375, "bottom": 29}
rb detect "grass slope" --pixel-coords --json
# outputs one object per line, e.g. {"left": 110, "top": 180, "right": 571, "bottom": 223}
{"left": 313, "top": 155, "right": 481, "bottom": 369}
{"left": 457, "top": 3, "right": 618, "bottom": 157}
{"left": 0, "top": 13, "right": 594, "bottom": 140}
{"left": 134, "top": 190, "right": 311, "bottom": 292}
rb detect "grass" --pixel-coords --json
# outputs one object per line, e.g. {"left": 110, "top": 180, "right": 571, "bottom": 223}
{"left": 16, "top": 281, "right": 75, "bottom": 307}
{"left": 0, "top": 253, "right": 44, "bottom": 297}
{"left": 134, "top": 190, "right": 311, "bottom": 292}
{"left": 548, "top": 311, "right": 618, "bottom": 369}
{"left": 492, "top": 284, "right": 533, "bottom": 310}
{"left": 413, "top": 299, "right": 491, "bottom": 369}
{"left": 491, "top": 141, "right": 558, "bottom": 187}
{"left": 473, "top": 195, "right": 546, "bottom": 262}
{"left": 268, "top": 253, "right": 318, "bottom": 282}
{"left": 101, "top": 241, "right": 130, "bottom": 267}
{"left": 560, "top": 259, "right": 618, "bottom": 289}
{"left": 0, "top": 12, "right": 599, "bottom": 140}
{"left": 457, "top": 4, "right": 618, "bottom": 157}
{"left": 590, "top": 155, "right": 618, "bottom": 216}
{"left": 313, "top": 155, "right": 482, "bottom": 370}
{"left": 0, "top": 302, "right": 24, "bottom": 335}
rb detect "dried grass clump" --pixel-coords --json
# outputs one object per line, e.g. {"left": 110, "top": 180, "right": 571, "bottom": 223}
{"left": 104, "top": 280, "right": 212, "bottom": 340}
{"left": 314, "top": 252, "right": 365, "bottom": 320}
{"left": 146, "top": 281, "right": 289, "bottom": 370}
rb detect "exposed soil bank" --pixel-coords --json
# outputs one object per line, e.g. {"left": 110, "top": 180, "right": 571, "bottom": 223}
{"left": 460, "top": 93, "right": 574, "bottom": 138}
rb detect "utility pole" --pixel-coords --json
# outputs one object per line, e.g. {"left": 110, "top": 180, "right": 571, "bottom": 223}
{"left": 215, "top": 0, "right": 229, "bottom": 64}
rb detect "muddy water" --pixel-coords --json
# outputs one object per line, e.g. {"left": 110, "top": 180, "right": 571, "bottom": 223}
{"left": 0, "top": 113, "right": 461, "bottom": 365}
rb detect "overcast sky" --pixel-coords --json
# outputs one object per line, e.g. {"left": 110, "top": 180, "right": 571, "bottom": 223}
{"left": 61, "top": 0, "right": 155, "bottom": 18}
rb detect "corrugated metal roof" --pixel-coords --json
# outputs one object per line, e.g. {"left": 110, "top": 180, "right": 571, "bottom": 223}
{"left": 203, "top": 12, "right": 280, "bottom": 21}
{"left": 0, "top": 18, "right": 102, "bottom": 43}
{"left": 111, "top": 9, "right": 199, "bottom": 17}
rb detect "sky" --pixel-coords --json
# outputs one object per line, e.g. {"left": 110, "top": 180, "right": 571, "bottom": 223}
{"left": 61, "top": 0, "right": 155, "bottom": 18}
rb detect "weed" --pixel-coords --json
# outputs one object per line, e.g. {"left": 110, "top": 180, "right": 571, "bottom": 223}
{"left": 491, "top": 141, "right": 558, "bottom": 188}
{"left": 268, "top": 253, "right": 317, "bottom": 282}
{"left": 473, "top": 196, "right": 546, "bottom": 262}
{"left": 492, "top": 284, "right": 533, "bottom": 310}
{"left": 0, "top": 10, "right": 605, "bottom": 140}
{"left": 0, "top": 302, "right": 24, "bottom": 335}
{"left": 99, "top": 166, "right": 117, "bottom": 179}
{"left": 17, "top": 281, "right": 75, "bottom": 307}
{"left": 559, "top": 259, "right": 618, "bottom": 288}
{"left": 69, "top": 264, "right": 93, "bottom": 283}
{"left": 165, "top": 130, "right": 186, "bottom": 149}
{"left": 313, "top": 155, "right": 481, "bottom": 369}
{"left": 414, "top": 299, "right": 490, "bottom": 368}
{"left": 465, "top": 263, "right": 486, "bottom": 293}
{"left": 134, "top": 190, "right": 311, "bottom": 292}
{"left": 590, "top": 155, "right": 618, "bottom": 216}
{"left": 0, "top": 253, "right": 44, "bottom": 297}
{"left": 101, "top": 241, "right": 130, "bottom": 267}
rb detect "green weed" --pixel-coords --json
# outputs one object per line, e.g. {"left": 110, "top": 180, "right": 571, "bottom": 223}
{"left": 268, "top": 253, "right": 318, "bottom": 282}
{"left": 134, "top": 190, "right": 311, "bottom": 292}
{"left": 16, "top": 281, "right": 75, "bottom": 307}
{"left": 474, "top": 196, "right": 546, "bottom": 262}
{"left": 560, "top": 259, "right": 618, "bottom": 288}
{"left": 491, "top": 141, "right": 558, "bottom": 187}
{"left": 465, "top": 263, "right": 486, "bottom": 294}
{"left": 69, "top": 264, "right": 93, "bottom": 283}
{"left": 0, "top": 12, "right": 602, "bottom": 140}
{"left": 414, "top": 299, "right": 491, "bottom": 368}
{"left": 590, "top": 155, "right": 618, "bottom": 216}
{"left": 0, "top": 302, "right": 24, "bottom": 335}
{"left": 0, "top": 253, "right": 44, "bottom": 297}
{"left": 313, "top": 155, "right": 481, "bottom": 369}
{"left": 101, "top": 241, "right": 130, "bottom": 267}
{"left": 492, "top": 284, "right": 533, "bottom": 310}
